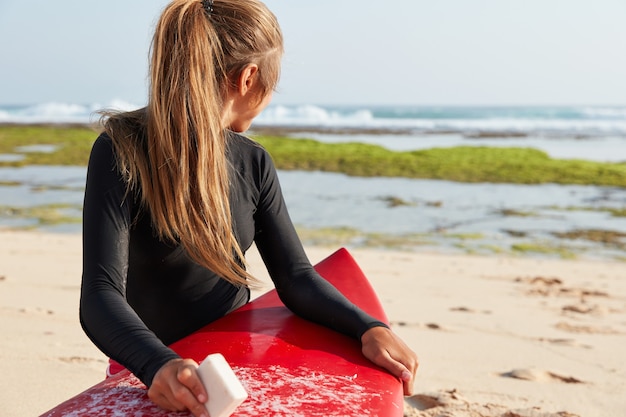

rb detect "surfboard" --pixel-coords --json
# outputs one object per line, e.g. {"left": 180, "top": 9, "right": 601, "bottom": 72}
{"left": 40, "top": 248, "right": 404, "bottom": 416}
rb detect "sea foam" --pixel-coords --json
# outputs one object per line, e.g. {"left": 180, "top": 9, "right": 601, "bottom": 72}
{"left": 0, "top": 100, "right": 140, "bottom": 124}
{"left": 1, "top": 102, "right": 626, "bottom": 137}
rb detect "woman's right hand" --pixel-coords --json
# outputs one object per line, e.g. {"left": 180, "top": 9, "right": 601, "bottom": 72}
{"left": 148, "top": 358, "right": 209, "bottom": 417}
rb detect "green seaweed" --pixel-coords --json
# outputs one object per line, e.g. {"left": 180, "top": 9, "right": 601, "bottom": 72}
{"left": 445, "top": 233, "right": 484, "bottom": 240}
{"left": 3, "top": 125, "right": 626, "bottom": 187}
{"left": 294, "top": 226, "right": 431, "bottom": 250}
{"left": 552, "top": 229, "right": 626, "bottom": 248}
{"left": 0, "top": 203, "right": 82, "bottom": 226}
{"left": 31, "top": 184, "right": 85, "bottom": 192}
{"left": 607, "top": 208, "right": 626, "bottom": 217}
{"left": 377, "top": 196, "right": 416, "bottom": 208}
{"left": 494, "top": 208, "right": 539, "bottom": 217}
{"left": 0, "top": 125, "right": 97, "bottom": 167}
{"left": 511, "top": 242, "right": 577, "bottom": 259}
{"left": 477, "top": 244, "right": 506, "bottom": 254}
{"left": 253, "top": 136, "right": 626, "bottom": 187}
{"left": 546, "top": 205, "right": 626, "bottom": 218}
{"left": 502, "top": 229, "right": 528, "bottom": 237}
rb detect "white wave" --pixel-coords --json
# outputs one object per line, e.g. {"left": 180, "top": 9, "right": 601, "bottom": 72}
{"left": 0, "top": 102, "right": 87, "bottom": 123}
{"left": 0, "top": 100, "right": 142, "bottom": 124}
{"left": 254, "top": 105, "right": 626, "bottom": 136}
{"left": 580, "top": 106, "right": 626, "bottom": 119}
{"left": 410, "top": 118, "right": 626, "bottom": 135}
{"left": 256, "top": 105, "right": 374, "bottom": 126}
{"left": 2, "top": 102, "right": 626, "bottom": 137}
{"left": 30, "top": 102, "right": 88, "bottom": 118}
{"left": 97, "top": 99, "right": 142, "bottom": 113}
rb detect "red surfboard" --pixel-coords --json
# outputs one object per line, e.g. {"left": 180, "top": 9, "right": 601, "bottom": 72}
{"left": 40, "top": 248, "right": 404, "bottom": 416}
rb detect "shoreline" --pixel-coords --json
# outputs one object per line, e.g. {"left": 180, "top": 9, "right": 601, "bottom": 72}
{"left": 2, "top": 223, "right": 626, "bottom": 263}
{"left": 1, "top": 197, "right": 625, "bottom": 264}
{"left": 2, "top": 120, "right": 626, "bottom": 139}
{"left": 1, "top": 230, "right": 624, "bottom": 416}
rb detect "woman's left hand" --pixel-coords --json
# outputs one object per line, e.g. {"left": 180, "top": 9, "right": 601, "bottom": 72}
{"left": 360, "top": 326, "right": 419, "bottom": 396}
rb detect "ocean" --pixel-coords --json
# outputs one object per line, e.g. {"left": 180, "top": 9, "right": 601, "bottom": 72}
{"left": 256, "top": 104, "right": 626, "bottom": 137}
{"left": 255, "top": 104, "right": 626, "bottom": 163}
{"left": 2, "top": 101, "right": 626, "bottom": 137}
{"left": 2, "top": 101, "right": 626, "bottom": 162}
{"left": 1, "top": 102, "right": 625, "bottom": 259}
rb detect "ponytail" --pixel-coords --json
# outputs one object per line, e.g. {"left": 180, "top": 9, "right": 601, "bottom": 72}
{"left": 101, "top": 0, "right": 283, "bottom": 287}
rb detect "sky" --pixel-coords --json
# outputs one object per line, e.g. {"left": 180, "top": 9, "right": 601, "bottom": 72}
{"left": 1, "top": 0, "right": 625, "bottom": 106}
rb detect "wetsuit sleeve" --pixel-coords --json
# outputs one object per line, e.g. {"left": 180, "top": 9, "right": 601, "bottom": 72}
{"left": 253, "top": 151, "right": 388, "bottom": 339}
{"left": 79, "top": 136, "right": 179, "bottom": 386}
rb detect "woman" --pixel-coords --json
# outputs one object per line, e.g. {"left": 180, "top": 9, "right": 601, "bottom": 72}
{"left": 80, "top": 0, "right": 418, "bottom": 415}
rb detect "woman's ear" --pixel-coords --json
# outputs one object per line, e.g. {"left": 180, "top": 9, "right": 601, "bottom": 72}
{"left": 236, "top": 64, "right": 260, "bottom": 96}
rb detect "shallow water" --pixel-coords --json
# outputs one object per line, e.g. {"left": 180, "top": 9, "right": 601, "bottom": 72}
{"left": 294, "top": 132, "right": 626, "bottom": 163}
{"left": 0, "top": 165, "right": 86, "bottom": 206}
{"left": 1, "top": 163, "right": 624, "bottom": 260}
{"left": 281, "top": 170, "right": 626, "bottom": 233}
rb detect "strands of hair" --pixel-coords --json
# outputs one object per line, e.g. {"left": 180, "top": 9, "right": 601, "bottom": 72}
{"left": 100, "top": 0, "right": 283, "bottom": 287}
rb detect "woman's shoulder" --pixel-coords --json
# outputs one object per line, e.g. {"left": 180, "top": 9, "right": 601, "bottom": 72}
{"left": 227, "top": 132, "right": 279, "bottom": 192}
{"left": 227, "top": 131, "right": 273, "bottom": 164}
{"left": 87, "top": 132, "right": 115, "bottom": 161}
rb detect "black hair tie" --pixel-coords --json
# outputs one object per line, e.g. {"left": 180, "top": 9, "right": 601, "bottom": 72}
{"left": 201, "top": 0, "right": 214, "bottom": 16}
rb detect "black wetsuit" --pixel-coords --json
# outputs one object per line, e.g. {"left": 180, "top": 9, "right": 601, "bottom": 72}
{"left": 80, "top": 132, "right": 386, "bottom": 387}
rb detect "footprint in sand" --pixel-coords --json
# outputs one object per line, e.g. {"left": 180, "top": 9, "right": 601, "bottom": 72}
{"left": 561, "top": 303, "right": 612, "bottom": 316}
{"left": 58, "top": 356, "right": 107, "bottom": 365}
{"left": 536, "top": 337, "right": 592, "bottom": 349}
{"left": 18, "top": 306, "right": 54, "bottom": 315}
{"left": 404, "top": 389, "right": 467, "bottom": 411}
{"left": 404, "top": 389, "right": 581, "bottom": 417}
{"left": 391, "top": 321, "right": 447, "bottom": 331}
{"left": 500, "top": 368, "right": 585, "bottom": 384}
{"left": 515, "top": 276, "right": 609, "bottom": 300}
{"left": 450, "top": 306, "right": 492, "bottom": 314}
{"left": 405, "top": 393, "right": 445, "bottom": 411}
{"left": 554, "top": 321, "right": 619, "bottom": 335}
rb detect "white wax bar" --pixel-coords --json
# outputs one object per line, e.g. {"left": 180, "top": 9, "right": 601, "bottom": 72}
{"left": 196, "top": 353, "right": 248, "bottom": 417}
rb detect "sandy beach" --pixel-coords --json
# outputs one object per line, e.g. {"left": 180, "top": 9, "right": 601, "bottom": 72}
{"left": 1, "top": 230, "right": 624, "bottom": 417}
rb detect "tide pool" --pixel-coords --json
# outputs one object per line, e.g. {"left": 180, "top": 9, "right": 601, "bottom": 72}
{"left": 1, "top": 164, "right": 624, "bottom": 260}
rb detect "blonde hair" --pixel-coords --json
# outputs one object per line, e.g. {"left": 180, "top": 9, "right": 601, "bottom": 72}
{"left": 100, "top": 0, "right": 283, "bottom": 287}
